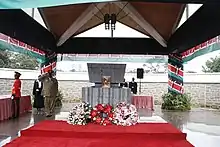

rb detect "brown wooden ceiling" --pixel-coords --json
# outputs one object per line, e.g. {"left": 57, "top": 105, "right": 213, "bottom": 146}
{"left": 40, "top": 2, "right": 184, "bottom": 41}
{"left": 41, "top": 4, "right": 90, "bottom": 37}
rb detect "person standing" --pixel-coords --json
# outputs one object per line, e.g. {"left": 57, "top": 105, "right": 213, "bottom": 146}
{"left": 120, "top": 78, "right": 128, "bottom": 88}
{"left": 33, "top": 75, "right": 44, "bottom": 114}
{"left": 129, "top": 77, "right": 137, "bottom": 94}
{"left": 39, "top": 70, "right": 58, "bottom": 117}
{"left": 11, "top": 72, "right": 21, "bottom": 119}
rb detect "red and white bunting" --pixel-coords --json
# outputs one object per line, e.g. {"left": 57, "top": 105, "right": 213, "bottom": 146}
{"left": 0, "top": 33, "right": 45, "bottom": 56}
{"left": 98, "top": 54, "right": 110, "bottom": 58}
{"left": 88, "top": 54, "right": 98, "bottom": 57}
{"left": 182, "top": 36, "right": 219, "bottom": 59}
{"left": 110, "top": 54, "right": 121, "bottom": 58}
{"left": 76, "top": 54, "right": 88, "bottom": 57}
{"left": 0, "top": 33, "right": 8, "bottom": 42}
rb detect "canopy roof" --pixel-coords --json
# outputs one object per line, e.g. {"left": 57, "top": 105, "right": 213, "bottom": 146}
{"left": 0, "top": 0, "right": 220, "bottom": 55}
{"left": 40, "top": 2, "right": 184, "bottom": 47}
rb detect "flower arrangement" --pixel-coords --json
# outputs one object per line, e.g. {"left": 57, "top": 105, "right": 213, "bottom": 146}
{"left": 113, "top": 102, "right": 139, "bottom": 126}
{"left": 67, "top": 102, "right": 139, "bottom": 126}
{"left": 90, "top": 104, "right": 114, "bottom": 125}
{"left": 67, "top": 102, "right": 92, "bottom": 125}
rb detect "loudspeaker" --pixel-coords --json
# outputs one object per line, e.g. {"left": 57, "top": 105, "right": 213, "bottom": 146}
{"left": 137, "top": 68, "right": 144, "bottom": 79}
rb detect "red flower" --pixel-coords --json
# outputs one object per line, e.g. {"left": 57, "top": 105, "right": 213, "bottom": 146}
{"left": 103, "top": 118, "right": 111, "bottom": 125}
{"left": 108, "top": 113, "right": 114, "bottom": 119}
{"left": 104, "top": 104, "right": 112, "bottom": 113}
{"left": 95, "top": 117, "right": 102, "bottom": 124}
{"left": 90, "top": 110, "right": 98, "bottom": 118}
{"left": 92, "top": 104, "right": 114, "bottom": 125}
{"left": 96, "top": 104, "right": 104, "bottom": 111}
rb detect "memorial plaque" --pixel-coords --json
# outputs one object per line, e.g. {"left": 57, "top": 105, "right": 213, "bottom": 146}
{"left": 101, "top": 76, "right": 111, "bottom": 88}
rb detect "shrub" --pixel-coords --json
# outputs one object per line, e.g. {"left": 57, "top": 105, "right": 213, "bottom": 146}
{"left": 161, "top": 92, "right": 191, "bottom": 111}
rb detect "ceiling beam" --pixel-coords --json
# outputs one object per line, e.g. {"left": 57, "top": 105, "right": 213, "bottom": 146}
{"left": 38, "top": 8, "right": 52, "bottom": 32}
{"left": 0, "top": 9, "right": 56, "bottom": 52}
{"left": 38, "top": 8, "right": 58, "bottom": 39}
{"left": 171, "top": 4, "right": 186, "bottom": 34}
{"left": 57, "top": 3, "right": 107, "bottom": 46}
{"left": 126, "top": 0, "right": 220, "bottom": 4}
{"left": 56, "top": 37, "right": 167, "bottom": 55}
{"left": 115, "top": 2, "right": 167, "bottom": 47}
{"left": 168, "top": 4, "right": 220, "bottom": 53}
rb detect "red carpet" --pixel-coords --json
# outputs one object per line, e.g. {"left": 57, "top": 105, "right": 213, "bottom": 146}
{"left": 4, "top": 120, "right": 194, "bottom": 147}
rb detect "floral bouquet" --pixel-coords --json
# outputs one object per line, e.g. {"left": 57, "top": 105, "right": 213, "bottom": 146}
{"left": 113, "top": 102, "right": 139, "bottom": 126}
{"left": 67, "top": 102, "right": 92, "bottom": 125}
{"left": 90, "top": 104, "right": 114, "bottom": 126}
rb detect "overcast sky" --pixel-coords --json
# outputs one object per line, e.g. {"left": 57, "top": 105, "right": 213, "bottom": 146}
{"left": 22, "top": 4, "right": 220, "bottom": 72}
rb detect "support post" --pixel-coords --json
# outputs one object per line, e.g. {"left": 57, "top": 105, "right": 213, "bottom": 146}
{"left": 186, "top": 4, "right": 189, "bottom": 19}
{"left": 40, "top": 51, "right": 57, "bottom": 75}
{"left": 168, "top": 54, "right": 184, "bottom": 94}
{"left": 31, "top": 8, "right": 35, "bottom": 18}
{"left": 139, "top": 79, "right": 142, "bottom": 95}
{"left": 111, "top": 29, "right": 114, "bottom": 38}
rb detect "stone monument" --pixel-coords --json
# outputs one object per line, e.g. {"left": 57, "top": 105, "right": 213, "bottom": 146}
{"left": 82, "top": 63, "right": 132, "bottom": 107}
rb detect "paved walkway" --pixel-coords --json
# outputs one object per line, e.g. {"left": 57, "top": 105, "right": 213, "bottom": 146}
{"left": 1, "top": 104, "right": 220, "bottom": 147}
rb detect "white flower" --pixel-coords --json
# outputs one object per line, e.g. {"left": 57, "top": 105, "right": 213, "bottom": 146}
{"left": 113, "top": 102, "right": 139, "bottom": 126}
{"left": 67, "top": 102, "right": 92, "bottom": 125}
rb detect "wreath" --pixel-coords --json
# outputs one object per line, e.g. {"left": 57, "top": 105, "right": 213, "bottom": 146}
{"left": 113, "top": 102, "right": 139, "bottom": 126}
{"left": 67, "top": 102, "right": 92, "bottom": 125}
{"left": 90, "top": 104, "right": 114, "bottom": 125}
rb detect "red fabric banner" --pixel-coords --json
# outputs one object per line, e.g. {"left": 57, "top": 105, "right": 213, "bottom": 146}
{"left": 9, "top": 38, "right": 19, "bottom": 45}
{"left": 41, "top": 62, "right": 56, "bottom": 74}
{"left": 182, "top": 36, "right": 219, "bottom": 58}
{"left": 0, "top": 33, "right": 45, "bottom": 56}
{"left": 18, "top": 41, "right": 26, "bottom": 48}
{"left": 168, "top": 64, "right": 183, "bottom": 77}
{"left": 168, "top": 80, "right": 183, "bottom": 93}
{"left": 0, "top": 33, "right": 8, "bottom": 41}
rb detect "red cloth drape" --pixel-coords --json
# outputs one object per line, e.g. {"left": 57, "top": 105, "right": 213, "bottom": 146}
{"left": 0, "top": 95, "right": 32, "bottom": 121}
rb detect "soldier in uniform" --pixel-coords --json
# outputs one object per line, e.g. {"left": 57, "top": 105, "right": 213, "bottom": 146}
{"left": 129, "top": 77, "right": 137, "bottom": 94}
{"left": 11, "top": 71, "right": 22, "bottom": 118}
{"left": 39, "top": 70, "right": 58, "bottom": 117}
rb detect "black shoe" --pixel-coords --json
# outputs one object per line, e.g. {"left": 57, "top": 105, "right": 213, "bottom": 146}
{"left": 46, "top": 114, "right": 52, "bottom": 117}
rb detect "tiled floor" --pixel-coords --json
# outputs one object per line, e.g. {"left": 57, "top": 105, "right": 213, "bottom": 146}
{"left": 1, "top": 105, "right": 220, "bottom": 147}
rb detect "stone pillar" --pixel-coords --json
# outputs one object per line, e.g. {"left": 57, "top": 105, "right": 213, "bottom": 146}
{"left": 40, "top": 51, "right": 57, "bottom": 74}
{"left": 168, "top": 54, "right": 184, "bottom": 94}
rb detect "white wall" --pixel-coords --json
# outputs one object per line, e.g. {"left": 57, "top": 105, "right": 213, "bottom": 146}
{"left": 0, "top": 68, "right": 219, "bottom": 83}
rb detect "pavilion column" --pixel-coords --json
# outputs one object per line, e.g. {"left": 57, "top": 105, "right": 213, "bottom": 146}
{"left": 168, "top": 54, "right": 184, "bottom": 94}
{"left": 40, "top": 51, "right": 57, "bottom": 75}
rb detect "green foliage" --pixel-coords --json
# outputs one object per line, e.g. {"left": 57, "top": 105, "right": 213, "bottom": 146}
{"left": 55, "top": 90, "right": 63, "bottom": 107}
{"left": 0, "top": 50, "right": 39, "bottom": 70}
{"left": 0, "top": 50, "right": 11, "bottom": 68}
{"left": 161, "top": 92, "right": 191, "bottom": 111}
{"left": 202, "top": 56, "right": 220, "bottom": 72}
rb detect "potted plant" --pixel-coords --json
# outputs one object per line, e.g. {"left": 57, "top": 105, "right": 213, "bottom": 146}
{"left": 161, "top": 92, "right": 191, "bottom": 111}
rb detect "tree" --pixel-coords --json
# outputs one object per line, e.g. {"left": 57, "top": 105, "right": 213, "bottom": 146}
{"left": 0, "top": 49, "right": 11, "bottom": 67}
{"left": 0, "top": 50, "right": 39, "bottom": 70}
{"left": 202, "top": 56, "right": 220, "bottom": 72}
{"left": 70, "top": 68, "right": 76, "bottom": 72}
